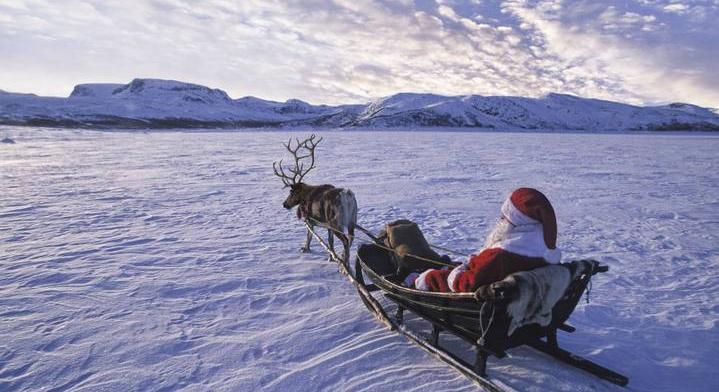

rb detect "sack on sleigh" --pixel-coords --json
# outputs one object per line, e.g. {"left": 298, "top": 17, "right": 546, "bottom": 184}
{"left": 378, "top": 219, "right": 453, "bottom": 275}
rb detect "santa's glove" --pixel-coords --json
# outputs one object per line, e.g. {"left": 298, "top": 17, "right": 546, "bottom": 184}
{"left": 474, "top": 285, "right": 492, "bottom": 301}
{"left": 403, "top": 272, "right": 420, "bottom": 288}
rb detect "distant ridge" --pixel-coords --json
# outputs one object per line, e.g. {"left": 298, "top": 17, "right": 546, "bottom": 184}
{"left": 1, "top": 78, "right": 717, "bottom": 131}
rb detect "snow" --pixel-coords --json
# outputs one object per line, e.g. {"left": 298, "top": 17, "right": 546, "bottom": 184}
{"left": 0, "top": 79, "right": 344, "bottom": 127}
{"left": 355, "top": 92, "right": 719, "bottom": 130}
{"left": 110, "top": 79, "right": 232, "bottom": 104}
{"left": 1, "top": 127, "right": 718, "bottom": 392}
{"left": 351, "top": 92, "right": 719, "bottom": 130}
{"left": 2, "top": 79, "right": 718, "bottom": 130}
{"left": 69, "top": 84, "right": 124, "bottom": 99}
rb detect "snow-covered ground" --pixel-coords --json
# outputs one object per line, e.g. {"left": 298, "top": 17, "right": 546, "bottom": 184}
{"left": 1, "top": 127, "right": 717, "bottom": 392}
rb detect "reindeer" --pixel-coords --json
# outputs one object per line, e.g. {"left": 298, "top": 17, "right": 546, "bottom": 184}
{"left": 273, "top": 134, "right": 358, "bottom": 263}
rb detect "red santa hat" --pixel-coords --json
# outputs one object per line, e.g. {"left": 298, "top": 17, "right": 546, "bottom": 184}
{"left": 500, "top": 188, "right": 562, "bottom": 263}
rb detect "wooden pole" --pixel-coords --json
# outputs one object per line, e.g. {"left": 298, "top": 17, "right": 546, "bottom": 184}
{"left": 304, "top": 221, "right": 394, "bottom": 330}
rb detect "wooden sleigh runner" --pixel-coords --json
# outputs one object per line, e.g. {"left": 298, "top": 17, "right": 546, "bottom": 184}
{"left": 304, "top": 221, "right": 629, "bottom": 391}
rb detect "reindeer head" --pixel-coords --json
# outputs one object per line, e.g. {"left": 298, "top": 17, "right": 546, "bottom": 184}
{"left": 272, "top": 134, "right": 323, "bottom": 210}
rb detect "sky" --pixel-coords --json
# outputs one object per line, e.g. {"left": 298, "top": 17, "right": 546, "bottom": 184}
{"left": 0, "top": 0, "right": 717, "bottom": 107}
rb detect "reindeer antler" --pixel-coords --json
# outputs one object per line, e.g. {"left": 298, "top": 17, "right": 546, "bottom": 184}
{"left": 272, "top": 134, "right": 323, "bottom": 187}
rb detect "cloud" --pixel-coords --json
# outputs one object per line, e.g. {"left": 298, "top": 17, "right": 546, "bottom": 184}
{"left": 0, "top": 0, "right": 716, "bottom": 107}
{"left": 499, "top": 0, "right": 719, "bottom": 107}
{"left": 663, "top": 3, "right": 689, "bottom": 14}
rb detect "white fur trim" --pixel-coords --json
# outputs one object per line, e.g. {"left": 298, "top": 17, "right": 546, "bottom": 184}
{"left": 501, "top": 198, "right": 539, "bottom": 226}
{"left": 447, "top": 264, "right": 468, "bottom": 292}
{"left": 484, "top": 218, "right": 561, "bottom": 264}
{"left": 488, "top": 222, "right": 544, "bottom": 258}
{"left": 414, "top": 270, "right": 433, "bottom": 291}
{"left": 544, "top": 248, "right": 562, "bottom": 264}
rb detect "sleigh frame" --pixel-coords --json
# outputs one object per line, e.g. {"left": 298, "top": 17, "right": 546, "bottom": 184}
{"left": 304, "top": 221, "right": 629, "bottom": 390}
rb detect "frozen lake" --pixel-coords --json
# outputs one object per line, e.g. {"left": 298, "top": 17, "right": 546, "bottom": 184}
{"left": 1, "top": 128, "right": 718, "bottom": 391}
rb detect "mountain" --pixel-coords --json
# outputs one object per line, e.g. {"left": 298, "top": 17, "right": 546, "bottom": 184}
{"left": 69, "top": 83, "right": 125, "bottom": 98}
{"left": 348, "top": 92, "right": 719, "bottom": 131}
{"left": 1, "top": 78, "right": 717, "bottom": 130}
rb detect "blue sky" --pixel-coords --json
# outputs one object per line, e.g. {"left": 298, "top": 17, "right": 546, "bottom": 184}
{"left": 1, "top": 0, "right": 717, "bottom": 107}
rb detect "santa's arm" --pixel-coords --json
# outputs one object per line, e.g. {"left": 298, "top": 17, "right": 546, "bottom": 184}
{"left": 452, "top": 249, "right": 504, "bottom": 292}
{"left": 414, "top": 269, "right": 451, "bottom": 292}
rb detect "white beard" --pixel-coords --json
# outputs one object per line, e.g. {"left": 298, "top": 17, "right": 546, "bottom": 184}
{"left": 483, "top": 218, "right": 513, "bottom": 250}
{"left": 475, "top": 217, "right": 558, "bottom": 263}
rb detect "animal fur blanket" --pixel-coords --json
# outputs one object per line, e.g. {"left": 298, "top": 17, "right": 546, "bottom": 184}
{"left": 503, "top": 262, "right": 590, "bottom": 335}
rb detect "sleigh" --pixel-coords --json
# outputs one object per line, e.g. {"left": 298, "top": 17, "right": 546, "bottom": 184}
{"left": 303, "top": 221, "right": 629, "bottom": 391}
{"left": 274, "top": 135, "right": 627, "bottom": 389}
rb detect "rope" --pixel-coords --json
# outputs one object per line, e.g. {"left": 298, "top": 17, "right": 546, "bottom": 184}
{"left": 305, "top": 216, "right": 350, "bottom": 239}
{"left": 581, "top": 261, "right": 597, "bottom": 304}
{"left": 354, "top": 224, "right": 378, "bottom": 242}
{"left": 477, "top": 300, "right": 496, "bottom": 346}
{"left": 304, "top": 216, "right": 457, "bottom": 268}
{"left": 585, "top": 275, "right": 593, "bottom": 304}
{"left": 369, "top": 240, "right": 457, "bottom": 268}
{"left": 429, "top": 244, "right": 469, "bottom": 257}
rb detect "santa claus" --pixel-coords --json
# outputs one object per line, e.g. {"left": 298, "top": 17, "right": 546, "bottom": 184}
{"left": 408, "top": 187, "right": 562, "bottom": 292}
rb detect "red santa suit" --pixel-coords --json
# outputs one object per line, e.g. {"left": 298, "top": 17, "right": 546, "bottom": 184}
{"left": 413, "top": 188, "right": 562, "bottom": 293}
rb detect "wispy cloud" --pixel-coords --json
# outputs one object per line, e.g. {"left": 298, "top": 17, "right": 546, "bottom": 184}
{"left": 0, "top": 0, "right": 716, "bottom": 107}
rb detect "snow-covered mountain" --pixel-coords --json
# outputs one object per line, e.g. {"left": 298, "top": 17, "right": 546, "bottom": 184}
{"left": 1, "top": 78, "right": 718, "bottom": 130}
{"left": 350, "top": 92, "right": 719, "bottom": 131}
{"left": 69, "top": 83, "right": 125, "bottom": 98}
{"left": 0, "top": 79, "right": 346, "bottom": 128}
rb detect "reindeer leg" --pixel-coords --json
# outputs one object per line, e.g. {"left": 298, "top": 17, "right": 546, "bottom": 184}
{"left": 342, "top": 235, "right": 350, "bottom": 266}
{"left": 345, "top": 224, "right": 355, "bottom": 265}
{"left": 301, "top": 224, "right": 313, "bottom": 253}
{"left": 348, "top": 223, "right": 355, "bottom": 249}
{"left": 327, "top": 229, "right": 335, "bottom": 262}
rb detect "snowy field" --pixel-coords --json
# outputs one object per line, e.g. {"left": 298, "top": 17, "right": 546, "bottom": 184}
{"left": 1, "top": 127, "right": 718, "bottom": 392}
